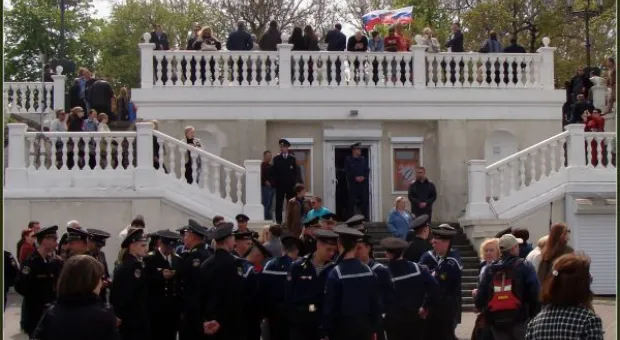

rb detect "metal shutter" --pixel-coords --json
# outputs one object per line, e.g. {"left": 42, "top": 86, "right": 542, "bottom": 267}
{"left": 574, "top": 214, "right": 616, "bottom": 295}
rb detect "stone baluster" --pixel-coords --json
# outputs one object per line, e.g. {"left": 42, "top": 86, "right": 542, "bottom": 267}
{"left": 243, "top": 160, "right": 264, "bottom": 220}
{"left": 212, "top": 162, "right": 221, "bottom": 197}
{"left": 235, "top": 170, "right": 244, "bottom": 205}
{"left": 6, "top": 124, "right": 28, "bottom": 189}
{"left": 135, "top": 122, "right": 155, "bottom": 188}
{"left": 464, "top": 160, "right": 494, "bottom": 220}
{"left": 223, "top": 168, "right": 232, "bottom": 201}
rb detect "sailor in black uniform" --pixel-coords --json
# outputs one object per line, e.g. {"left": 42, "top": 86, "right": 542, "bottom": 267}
{"left": 404, "top": 214, "right": 433, "bottom": 262}
{"left": 299, "top": 216, "right": 320, "bottom": 257}
{"left": 381, "top": 237, "right": 439, "bottom": 340}
{"left": 178, "top": 219, "right": 211, "bottom": 340}
{"left": 344, "top": 142, "right": 370, "bottom": 220}
{"left": 419, "top": 225, "right": 463, "bottom": 340}
{"left": 86, "top": 228, "right": 112, "bottom": 304}
{"left": 286, "top": 229, "right": 338, "bottom": 340}
{"left": 322, "top": 226, "right": 381, "bottom": 340}
{"left": 110, "top": 228, "right": 150, "bottom": 340}
{"left": 66, "top": 226, "right": 90, "bottom": 258}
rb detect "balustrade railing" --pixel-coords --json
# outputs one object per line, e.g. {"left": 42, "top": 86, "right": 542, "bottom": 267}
{"left": 3, "top": 66, "right": 66, "bottom": 116}
{"left": 139, "top": 33, "right": 557, "bottom": 90}
{"left": 5, "top": 123, "right": 264, "bottom": 220}
{"left": 466, "top": 124, "right": 616, "bottom": 220}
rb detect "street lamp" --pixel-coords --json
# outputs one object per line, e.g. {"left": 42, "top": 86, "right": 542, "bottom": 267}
{"left": 566, "top": 0, "right": 604, "bottom": 68}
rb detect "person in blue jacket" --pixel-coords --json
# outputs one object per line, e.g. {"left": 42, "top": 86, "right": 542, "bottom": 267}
{"left": 260, "top": 235, "right": 303, "bottom": 340}
{"left": 419, "top": 224, "right": 463, "bottom": 340}
{"left": 322, "top": 226, "right": 381, "bottom": 340}
{"left": 381, "top": 237, "right": 439, "bottom": 340}
{"left": 285, "top": 229, "right": 338, "bottom": 340}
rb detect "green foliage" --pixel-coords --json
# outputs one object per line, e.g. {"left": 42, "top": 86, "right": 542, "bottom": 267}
{"left": 90, "top": 0, "right": 218, "bottom": 89}
{"left": 392, "top": 0, "right": 452, "bottom": 42}
{"left": 3, "top": 0, "right": 104, "bottom": 81}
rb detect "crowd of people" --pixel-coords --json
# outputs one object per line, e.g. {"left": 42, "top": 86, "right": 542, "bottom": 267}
{"left": 4, "top": 207, "right": 607, "bottom": 340}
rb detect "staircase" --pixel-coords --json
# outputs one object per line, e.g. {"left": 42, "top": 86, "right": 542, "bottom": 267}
{"left": 4, "top": 122, "right": 265, "bottom": 223}
{"left": 366, "top": 222, "right": 479, "bottom": 311}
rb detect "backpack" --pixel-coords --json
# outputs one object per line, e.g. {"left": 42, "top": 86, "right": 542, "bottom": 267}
{"left": 486, "top": 258, "right": 523, "bottom": 329}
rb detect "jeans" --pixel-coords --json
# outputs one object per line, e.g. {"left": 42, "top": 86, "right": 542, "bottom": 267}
{"left": 262, "top": 186, "right": 275, "bottom": 220}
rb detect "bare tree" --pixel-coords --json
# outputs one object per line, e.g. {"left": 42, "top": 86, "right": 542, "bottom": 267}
{"left": 202, "top": 0, "right": 321, "bottom": 37}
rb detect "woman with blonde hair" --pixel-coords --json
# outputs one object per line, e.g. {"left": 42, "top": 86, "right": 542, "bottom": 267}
{"left": 386, "top": 196, "right": 413, "bottom": 240}
{"left": 471, "top": 238, "right": 500, "bottom": 340}
{"left": 116, "top": 87, "right": 129, "bottom": 121}
{"left": 538, "top": 223, "right": 573, "bottom": 283}
{"left": 526, "top": 253, "right": 604, "bottom": 339}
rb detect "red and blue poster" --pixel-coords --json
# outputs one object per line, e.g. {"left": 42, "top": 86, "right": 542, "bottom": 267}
{"left": 362, "top": 6, "right": 414, "bottom": 31}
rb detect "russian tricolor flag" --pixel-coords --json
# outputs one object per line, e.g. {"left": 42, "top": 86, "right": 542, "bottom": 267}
{"left": 362, "top": 6, "right": 413, "bottom": 31}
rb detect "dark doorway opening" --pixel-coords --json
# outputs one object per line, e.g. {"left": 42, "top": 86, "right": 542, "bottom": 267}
{"left": 334, "top": 146, "right": 370, "bottom": 221}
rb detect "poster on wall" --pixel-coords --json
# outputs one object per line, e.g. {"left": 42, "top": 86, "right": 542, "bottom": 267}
{"left": 393, "top": 148, "right": 419, "bottom": 191}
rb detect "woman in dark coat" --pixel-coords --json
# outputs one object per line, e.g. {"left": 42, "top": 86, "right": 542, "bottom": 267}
{"left": 32, "top": 255, "right": 120, "bottom": 340}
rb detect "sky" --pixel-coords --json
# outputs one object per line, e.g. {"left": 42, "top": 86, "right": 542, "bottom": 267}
{"left": 92, "top": 0, "right": 113, "bottom": 19}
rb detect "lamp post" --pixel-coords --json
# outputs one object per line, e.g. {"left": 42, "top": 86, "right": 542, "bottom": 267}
{"left": 566, "top": 0, "right": 604, "bottom": 68}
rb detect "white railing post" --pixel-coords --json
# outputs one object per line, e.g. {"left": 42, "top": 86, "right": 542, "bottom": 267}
{"left": 5, "top": 123, "right": 28, "bottom": 189}
{"left": 278, "top": 41, "right": 293, "bottom": 89}
{"left": 411, "top": 45, "right": 427, "bottom": 89}
{"left": 589, "top": 76, "right": 607, "bottom": 109}
{"left": 52, "top": 66, "right": 65, "bottom": 112}
{"left": 134, "top": 122, "right": 156, "bottom": 188}
{"left": 243, "top": 159, "right": 264, "bottom": 220}
{"left": 565, "top": 124, "right": 586, "bottom": 167}
{"left": 139, "top": 33, "right": 155, "bottom": 89}
{"left": 465, "top": 160, "right": 494, "bottom": 220}
{"left": 537, "top": 37, "right": 556, "bottom": 90}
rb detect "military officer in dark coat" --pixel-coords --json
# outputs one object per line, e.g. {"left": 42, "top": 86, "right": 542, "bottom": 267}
{"left": 286, "top": 229, "right": 338, "bottom": 340}
{"left": 178, "top": 219, "right": 212, "bottom": 340}
{"left": 200, "top": 223, "right": 246, "bottom": 340}
{"left": 271, "top": 138, "right": 302, "bottom": 224}
{"left": 233, "top": 230, "right": 254, "bottom": 257}
{"left": 144, "top": 230, "right": 183, "bottom": 340}
{"left": 404, "top": 214, "right": 433, "bottom": 262}
{"left": 345, "top": 214, "right": 367, "bottom": 233}
{"left": 14, "top": 225, "right": 62, "bottom": 337}
{"left": 66, "top": 226, "right": 90, "bottom": 258}
{"left": 322, "top": 226, "right": 381, "bottom": 340}
{"left": 87, "top": 228, "right": 112, "bottom": 304}
{"left": 344, "top": 142, "right": 370, "bottom": 220}
{"left": 110, "top": 228, "right": 151, "bottom": 340}
{"left": 260, "top": 235, "right": 303, "bottom": 340}
{"left": 4, "top": 251, "right": 18, "bottom": 309}
{"left": 381, "top": 237, "right": 439, "bottom": 340}
{"left": 298, "top": 216, "right": 320, "bottom": 257}
{"left": 419, "top": 225, "right": 463, "bottom": 340}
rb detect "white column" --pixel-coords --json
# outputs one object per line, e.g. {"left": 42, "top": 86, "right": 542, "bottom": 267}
{"left": 464, "top": 160, "right": 494, "bottom": 220}
{"left": 52, "top": 66, "right": 66, "bottom": 112}
{"left": 278, "top": 43, "right": 293, "bottom": 89}
{"left": 134, "top": 122, "right": 156, "bottom": 188}
{"left": 139, "top": 33, "right": 155, "bottom": 89}
{"left": 5, "top": 123, "right": 28, "bottom": 189}
{"left": 589, "top": 76, "right": 607, "bottom": 109}
{"left": 411, "top": 45, "right": 427, "bottom": 89}
{"left": 565, "top": 124, "right": 586, "bottom": 167}
{"left": 536, "top": 37, "right": 556, "bottom": 90}
{"left": 243, "top": 159, "right": 264, "bottom": 220}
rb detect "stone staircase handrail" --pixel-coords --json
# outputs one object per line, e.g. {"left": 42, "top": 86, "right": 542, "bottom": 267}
{"left": 152, "top": 130, "right": 245, "bottom": 172}
{"left": 486, "top": 130, "right": 569, "bottom": 171}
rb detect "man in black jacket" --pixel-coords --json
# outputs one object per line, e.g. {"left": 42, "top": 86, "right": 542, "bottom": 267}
{"left": 150, "top": 24, "right": 170, "bottom": 51}
{"left": 226, "top": 20, "right": 253, "bottom": 51}
{"left": 87, "top": 77, "right": 114, "bottom": 116}
{"left": 503, "top": 36, "right": 526, "bottom": 53}
{"left": 325, "top": 24, "right": 347, "bottom": 51}
{"left": 407, "top": 167, "right": 437, "bottom": 223}
{"left": 271, "top": 139, "right": 301, "bottom": 224}
{"left": 445, "top": 22, "right": 464, "bottom": 52}
{"left": 259, "top": 21, "right": 282, "bottom": 51}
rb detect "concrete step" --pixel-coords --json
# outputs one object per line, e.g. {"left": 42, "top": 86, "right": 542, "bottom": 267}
{"left": 462, "top": 304, "right": 475, "bottom": 311}
{"left": 462, "top": 282, "right": 478, "bottom": 289}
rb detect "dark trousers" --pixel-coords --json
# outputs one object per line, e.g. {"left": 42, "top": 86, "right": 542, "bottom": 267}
{"left": 267, "top": 311, "right": 290, "bottom": 340}
{"left": 275, "top": 186, "right": 294, "bottom": 224}
{"left": 385, "top": 312, "right": 425, "bottom": 340}
{"left": 150, "top": 308, "right": 179, "bottom": 340}
{"left": 262, "top": 186, "right": 275, "bottom": 220}
{"left": 347, "top": 182, "right": 369, "bottom": 220}
{"left": 412, "top": 208, "right": 433, "bottom": 224}
{"left": 427, "top": 306, "right": 457, "bottom": 340}
{"left": 331, "top": 316, "right": 374, "bottom": 340}
{"left": 179, "top": 314, "right": 204, "bottom": 340}
{"left": 290, "top": 326, "right": 320, "bottom": 340}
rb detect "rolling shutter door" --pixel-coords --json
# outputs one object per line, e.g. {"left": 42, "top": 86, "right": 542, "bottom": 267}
{"left": 575, "top": 214, "right": 616, "bottom": 295}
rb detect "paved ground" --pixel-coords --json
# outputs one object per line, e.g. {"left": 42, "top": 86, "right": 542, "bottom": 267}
{"left": 3, "top": 293, "right": 616, "bottom": 339}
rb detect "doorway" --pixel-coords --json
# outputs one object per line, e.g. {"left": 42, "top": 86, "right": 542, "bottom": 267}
{"left": 334, "top": 147, "right": 370, "bottom": 221}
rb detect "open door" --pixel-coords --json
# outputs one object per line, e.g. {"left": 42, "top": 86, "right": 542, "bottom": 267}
{"left": 323, "top": 143, "right": 337, "bottom": 213}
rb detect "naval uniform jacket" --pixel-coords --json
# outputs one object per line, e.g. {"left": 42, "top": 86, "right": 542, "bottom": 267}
{"left": 419, "top": 250, "right": 463, "bottom": 324}
{"left": 90, "top": 250, "right": 110, "bottom": 302}
{"left": 144, "top": 250, "right": 182, "bottom": 312}
{"left": 403, "top": 236, "right": 432, "bottom": 263}
{"left": 200, "top": 248, "right": 245, "bottom": 340}
{"left": 110, "top": 253, "right": 150, "bottom": 340}
{"left": 285, "top": 254, "right": 335, "bottom": 328}
{"left": 270, "top": 153, "right": 300, "bottom": 189}
{"left": 14, "top": 250, "right": 62, "bottom": 336}
{"left": 178, "top": 243, "right": 210, "bottom": 317}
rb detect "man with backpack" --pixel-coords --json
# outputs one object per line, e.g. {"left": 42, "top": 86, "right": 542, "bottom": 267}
{"left": 475, "top": 234, "right": 540, "bottom": 340}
